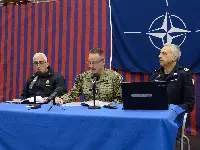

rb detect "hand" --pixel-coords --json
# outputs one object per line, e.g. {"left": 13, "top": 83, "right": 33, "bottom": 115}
{"left": 55, "top": 97, "right": 64, "bottom": 105}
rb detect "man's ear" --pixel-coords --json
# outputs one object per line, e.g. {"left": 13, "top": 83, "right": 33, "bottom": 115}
{"left": 102, "top": 58, "right": 106, "bottom": 65}
{"left": 173, "top": 56, "right": 177, "bottom": 61}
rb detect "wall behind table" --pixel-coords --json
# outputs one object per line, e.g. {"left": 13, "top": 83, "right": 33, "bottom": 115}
{"left": 0, "top": 0, "right": 199, "bottom": 136}
{"left": 0, "top": 0, "right": 111, "bottom": 101}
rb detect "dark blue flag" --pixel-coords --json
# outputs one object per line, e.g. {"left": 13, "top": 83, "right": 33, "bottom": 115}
{"left": 111, "top": 0, "right": 200, "bottom": 73}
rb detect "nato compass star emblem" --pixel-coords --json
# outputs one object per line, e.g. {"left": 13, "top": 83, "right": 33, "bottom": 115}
{"left": 124, "top": 0, "right": 200, "bottom": 50}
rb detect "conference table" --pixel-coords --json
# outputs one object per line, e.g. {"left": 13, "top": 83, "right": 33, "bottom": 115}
{"left": 0, "top": 103, "right": 179, "bottom": 150}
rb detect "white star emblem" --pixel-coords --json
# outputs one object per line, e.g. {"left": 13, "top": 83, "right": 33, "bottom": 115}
{"left": 123, "top": 0, "right": 200, "bottom": 50}
{"left": 146, "top": 12, "right": 191, "bottom": 49}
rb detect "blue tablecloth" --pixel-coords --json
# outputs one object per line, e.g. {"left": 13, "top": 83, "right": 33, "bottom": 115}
{"left": 0, "top": 103, "right": 178, "bottom": 150}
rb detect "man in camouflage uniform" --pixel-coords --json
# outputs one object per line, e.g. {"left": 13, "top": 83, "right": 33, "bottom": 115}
{"left": 149, "top": 43, "right": 195, "bottom": 150}
{"left": 55, "top": 48, "right": 122, "bottom": 104}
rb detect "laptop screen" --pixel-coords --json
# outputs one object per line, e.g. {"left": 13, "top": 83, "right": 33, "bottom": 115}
{"left": 121, "top": 82, "right": 168, "bottom": 110}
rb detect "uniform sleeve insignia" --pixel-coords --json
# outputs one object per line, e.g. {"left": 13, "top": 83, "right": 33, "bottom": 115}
{"left": 46, "top": 80, "right": 50, "bottom": 84}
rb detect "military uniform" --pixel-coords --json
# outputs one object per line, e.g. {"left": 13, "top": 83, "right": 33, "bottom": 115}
{"left": 21, "top": 66, "right": 66, "bottom": 98}
{"left": 61, "top": 69, "right": 123, "bottom": 103}
{"left": 149, "top": 65, "right": 195, "bottom": 112}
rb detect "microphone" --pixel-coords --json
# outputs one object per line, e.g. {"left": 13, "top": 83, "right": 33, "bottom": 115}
{"left": 92, "top": 73, "right": 100, "bottom": 83}
{"left": 47, "top": 87, "right": 63, "bottom": 104}
{"left": 29, "top": 71, "right": 42, "bottom": 89}
{"left": 89, "top": 73, "right": 99, "bottom": 93}
{"left": 88, "top": 73, "right": 101, "bottom": 109}
{"left": 47, "top": 87, "right": 66, "bottom": 112}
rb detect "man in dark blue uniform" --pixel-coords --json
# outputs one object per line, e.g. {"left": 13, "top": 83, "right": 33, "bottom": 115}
{"left": 149, "top": 43, "right": 195, "bottom": 149}
{"left": 21, "top": 53, "right": 66, "bottom": 99}
{"left": 149, "top": 43, "right": 195, "bottom": 112}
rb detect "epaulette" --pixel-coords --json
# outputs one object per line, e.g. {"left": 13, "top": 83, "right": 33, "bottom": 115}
{"left": 154, "top": 67, "right": 161, "bottom": 73}
{"left": 113, "top": 70, "right": 121, "bottom": 76}
{"left": 179, "top": 66, "right": 189, "bottom": 72}
{"left": 32, "top": 74, "right": 36, "bottom": 78}
{"left": 79, "top": 71, "right": 89, "bottom": 78}
{"left": 184, "top": 68, "right": 189, "bottom": 72}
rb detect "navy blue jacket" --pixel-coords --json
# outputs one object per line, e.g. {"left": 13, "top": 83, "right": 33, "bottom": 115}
{"left": 149, "top": 65, "right": 195, "bottom": 112}
{"left": 21, "top": 66, "right": 66, "bottom": 99}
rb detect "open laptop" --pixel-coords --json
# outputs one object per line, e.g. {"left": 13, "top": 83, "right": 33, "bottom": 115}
{"left": 121, "top": 82, "right": 168, "bottom": 110}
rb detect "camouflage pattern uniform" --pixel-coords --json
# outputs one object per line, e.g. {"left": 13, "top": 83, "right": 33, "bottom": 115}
{"left": 61, "top": 69, "right": 123, "bottom": 103}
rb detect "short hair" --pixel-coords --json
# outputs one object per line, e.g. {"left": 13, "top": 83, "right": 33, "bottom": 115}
{"left": 164, "top": 43, "right": 181, "bottom": 60}
{"left": 89, "top": 48, "right": 104, "bottom": 57}
{"left": 33, "top": 52, "right": 47, "bottom": 62}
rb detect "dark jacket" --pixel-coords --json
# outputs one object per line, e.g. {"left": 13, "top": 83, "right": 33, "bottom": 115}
{"left": 21, "top": 66, "right": 66, "bottom": 99}
{"left": 149, "top": 65, "right": 195, "bottom": 112}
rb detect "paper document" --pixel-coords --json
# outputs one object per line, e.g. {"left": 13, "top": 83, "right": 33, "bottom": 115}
{"left": 62, "top": 102, "right": 82, "bottom": 106}
{"left": 27, "top": 96, "right": 46, "bottom": 103}
{"left": 63, "top": 100, "right": 110, "bottom": 107}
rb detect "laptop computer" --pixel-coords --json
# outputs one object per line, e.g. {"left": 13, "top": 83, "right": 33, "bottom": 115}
{"left": 121, "top": 82, "right": 168, "bottom": 110}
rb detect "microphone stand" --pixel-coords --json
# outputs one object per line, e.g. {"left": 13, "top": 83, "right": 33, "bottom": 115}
{"left": 29, "top": 93, "right": 41, "bottom": 109}
{"left": 28, "top": 72, "right": 41, "bottom": 109}
{"left": 88, "top": 79, "right": 101, "bottom": 109}
{"left": 34, "top": 94, "right": 36, "bottom": 104}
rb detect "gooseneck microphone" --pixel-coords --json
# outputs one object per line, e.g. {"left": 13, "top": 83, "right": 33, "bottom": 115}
{"left": 29, "top": 71, "right": 42, "bottom": 89}
{"left": 47, "top": 87, "right": 66, "bottom": 111}
{"left": 47, "top": 87, "right": 63, "bottom": 104}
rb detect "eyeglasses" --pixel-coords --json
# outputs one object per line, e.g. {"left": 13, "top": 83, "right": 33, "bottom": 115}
{"left": 33, "top": 61, "right": 46, "bottom": 66}
{"left": 88, "top": 59, "right": 104, "bottom": 65}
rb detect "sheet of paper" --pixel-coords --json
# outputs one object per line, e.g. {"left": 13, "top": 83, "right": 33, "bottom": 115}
{"left": 62, "top": 102, "right": 82, "bottom": 106}
{"left": 84, "top": 100, "right": 110, "bottom": 107}
{"left": 62, "top": 100, "right": 110, "bottom": 107}
{"left": 27, "top": 96, "right": 46, "bottom": 103}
